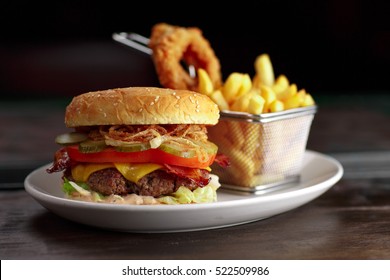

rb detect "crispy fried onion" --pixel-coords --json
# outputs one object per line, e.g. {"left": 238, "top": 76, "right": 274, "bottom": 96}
{"left": 102, "top": 125, "right": 167, "bottom": 144}
{"left": 100, "top": 124, "right": 207, "bottom": 143}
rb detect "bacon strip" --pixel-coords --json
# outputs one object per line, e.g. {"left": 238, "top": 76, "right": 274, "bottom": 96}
{"left": 46, "top": 147, "right": 71, "bottom": 173}
{"left": 163, "top": 164, "right": 211, "bottom": 187}
{"left": 214, "top": 153, "right": 230, "bottom": 168}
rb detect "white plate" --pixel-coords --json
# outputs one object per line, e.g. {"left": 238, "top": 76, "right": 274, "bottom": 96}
{"left": 24, "top": 150, "right": 343, "bottom": 233}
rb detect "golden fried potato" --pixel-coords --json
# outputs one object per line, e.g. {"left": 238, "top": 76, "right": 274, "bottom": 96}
{"left": 196, "top": 54, "right": 314, "bottom": 113}
{"left": 254, "top": 53, "right": 275, "bottom": 87}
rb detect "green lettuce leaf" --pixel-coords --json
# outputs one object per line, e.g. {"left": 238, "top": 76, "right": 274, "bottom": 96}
{"left": 157, "top": 174, "right": 220, "bottom": 205}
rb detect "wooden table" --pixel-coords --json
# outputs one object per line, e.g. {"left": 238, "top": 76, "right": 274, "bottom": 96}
{"left": 1, "top": 94, "right": 390, "bottom": 259}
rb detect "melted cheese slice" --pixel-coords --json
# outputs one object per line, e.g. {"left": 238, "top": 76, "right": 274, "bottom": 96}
{"left": 114, "top": 163, "right": 162, "bottom": 183}
{"left": 71, "top": 163, "right": 163, "bottom": 183}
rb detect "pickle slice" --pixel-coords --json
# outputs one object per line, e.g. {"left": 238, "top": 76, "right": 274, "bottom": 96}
{"left": 79, "top": 140, "right": 107, "bottom": 153}
{"left": 159, "top": 142, "right": 196, "bottom": 158}
{"left": 191, "top": 140, "right": 218, "bottom": 155}
{"left": 55, "top": 132, "right": 88, "bottom": 145}
{"left": 114, "top": 142, "right": 151, "bottom": 152}
{"left": 159, "top": 140, "right": 218, "bottom": 158}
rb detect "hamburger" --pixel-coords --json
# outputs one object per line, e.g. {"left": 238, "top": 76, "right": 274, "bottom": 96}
{"left": 46, "top": 87, "right": 228, "bottom": 205}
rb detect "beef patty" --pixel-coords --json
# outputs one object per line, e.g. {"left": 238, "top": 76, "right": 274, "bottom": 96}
{"left": 86, "top": 168, "right": 199, "bottom": 197}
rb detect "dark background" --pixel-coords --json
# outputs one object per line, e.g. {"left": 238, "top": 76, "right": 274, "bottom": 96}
{"left": 1, "top": 0, "right": 389, "bottom": 98}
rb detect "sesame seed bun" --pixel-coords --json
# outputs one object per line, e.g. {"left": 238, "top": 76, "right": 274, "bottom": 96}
{"left": 65, "top": 87, "right": 220, "bottom": 127}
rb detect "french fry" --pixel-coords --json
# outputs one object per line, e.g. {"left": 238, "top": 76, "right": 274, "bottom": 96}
{"left": 240, "top": 124, "right": 263, "bottom": 172}
{"left": 254, "top": 54, "right": 275, "bottom": 87}
{"left": 276, "top": 83, "right": 297, "bottom": 101}
{"left": 259, "top": 85, "right": 276, "bottom": 113}
{"left": 284, "top": 93, "right": 302, "bottom": 110}
{"left": 247, "top": 91, "right": 265, "bottom": 114}
{"left": 226, "top": 121, "right": 245, "bottom": 149}
{"left": 197, "top": 68, "right": 214, "bottom": 96}
{"left": 196, "top": 53, "right": 315, "bottom": 114}
{"left": 297, "top": 88, "right": 306, "bottom": 100}
{"left": 210, "top": 89, "right": 229, "bottom": 111}
{"left": 237, "top": 73, "right": 252, "bottom": 97}
{"left": 272, "top": 74, "right": 289, "bottom": 94}
{"left": 229, "top": 148, "right": 256, "bottom": 182}
{"left": 230, "top": 89, "right": 253, "bottom": 112}
{"left": 269, "top": 100, "right": 284, "bottom": 112}
{"left": 222, "top": 72, "right": 245, "bottom": 104}
{"left": 301, "top": 92, "right": 315, "bottom": 106}
{"left": 252, "top": 73, "right": 261, "bottom": 89}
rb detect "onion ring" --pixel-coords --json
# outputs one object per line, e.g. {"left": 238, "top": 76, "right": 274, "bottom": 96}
{"left": 149, "top": 23, "right": 222, "bottom": 91}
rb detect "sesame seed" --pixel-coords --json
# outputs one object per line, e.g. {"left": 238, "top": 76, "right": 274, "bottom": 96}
{"left": 150, "top": 102, "right": 155, "bottom": 106}
{"left": 196, "top": 109, "right": 200, "bottom": 112}
{"left": 172, "top": 92, "right": 176, "bottom": 95}
{"left": 139, "top": 108, "right": 143, "bottom": 112}
{"left": 175, "top": 96, "right": 180, "bottom": 99}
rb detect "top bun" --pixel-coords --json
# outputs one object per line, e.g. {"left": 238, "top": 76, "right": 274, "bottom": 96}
{"left": 65, "top": 87, "right": 220, "bottom": 127}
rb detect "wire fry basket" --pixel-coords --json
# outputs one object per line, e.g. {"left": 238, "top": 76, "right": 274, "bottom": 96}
{"left": 208, "top": 106, "right": 317, "bottom": 194}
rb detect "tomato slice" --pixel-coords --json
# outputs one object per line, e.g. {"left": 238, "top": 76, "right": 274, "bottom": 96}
{"left": 66, "top": 145, "right": 216, "bottom": 169}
